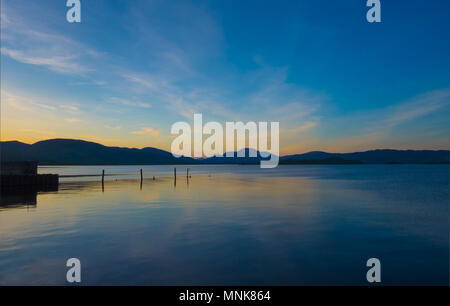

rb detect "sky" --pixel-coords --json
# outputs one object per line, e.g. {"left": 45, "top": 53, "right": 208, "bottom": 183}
{"left": 1, "top": 0, "right": 450, "bottom": 155}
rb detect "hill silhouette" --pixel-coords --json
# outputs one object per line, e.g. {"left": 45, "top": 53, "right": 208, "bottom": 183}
{"left": 0, "top": 139, "right": 195, "bottom": 165}
{"left": 281, "top": 150, "right": 450, "bottom": 164}
{"left": 1, "top": 139, "right": 449, "bottom": 165}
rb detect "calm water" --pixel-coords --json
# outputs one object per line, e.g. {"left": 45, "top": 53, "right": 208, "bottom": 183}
{"left": 0, "top": 165, "right": 448, "bottom": 285}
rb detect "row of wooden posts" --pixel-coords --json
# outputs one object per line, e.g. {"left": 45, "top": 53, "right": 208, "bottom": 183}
{"left": 100, "top": 168, "right": 191, "bottom": 184}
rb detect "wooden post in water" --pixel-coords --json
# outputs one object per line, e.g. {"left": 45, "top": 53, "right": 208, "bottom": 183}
{"left": 102, "top": 169, "right": 105, "bottom": 192}
{"left": 174, "top": 167, "right": 177, "bottom": 187}
{"left": 186, "top": 168, "right": 189, "bottom": 178}
{"left": 140, "top": 169, "right": 143, "bottom": 181}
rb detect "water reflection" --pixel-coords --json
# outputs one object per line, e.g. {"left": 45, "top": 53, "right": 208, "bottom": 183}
{"left": 0, "top": 191, "right": 37, "bottom": 209}
{"left": 0, "top": 185, "right": 58, "bottom": 209}
{"left": 0, "top": 166, "right": 448, "bottom": 285}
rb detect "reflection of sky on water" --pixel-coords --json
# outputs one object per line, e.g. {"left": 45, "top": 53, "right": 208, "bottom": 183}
{"left": 1, "top": 165, "right": 448, "bottom": 285}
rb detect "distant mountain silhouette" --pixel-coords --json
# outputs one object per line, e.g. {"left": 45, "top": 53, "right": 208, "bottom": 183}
{"left": 0, "top": 139, "right": 195, "bottom": 165}
{"left": 1, "top": 139, "right": 448, "bottom": 165}
{"left": 281, "top": 150, "right": 450, "bottom": 164}
{"left": 199, "top": 148, "right": 275, "bottom": 164}
{"left": 280, "top": 157, "right": 362, "bottom": 164}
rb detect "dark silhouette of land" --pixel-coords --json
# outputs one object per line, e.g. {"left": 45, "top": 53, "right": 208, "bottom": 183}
{"left": 1, "top": 139, "right": 449, "bottom": 165}
{"left": 280, "top": 157, "right": 362, "bottom": 164}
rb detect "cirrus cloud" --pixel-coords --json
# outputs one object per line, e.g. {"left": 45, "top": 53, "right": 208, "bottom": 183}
{"left": 131, "top": 127, "right": 161, "bottom": 136}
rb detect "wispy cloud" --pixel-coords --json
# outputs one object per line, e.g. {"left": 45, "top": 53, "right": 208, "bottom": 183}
{"left": 292, "top": 122, "right": 318, "bottom": 134}
{"left": 109, "top": 97, "right": 152, "bottom": 109}
{"left": 64, "top": 118, "right": 81, "bottom": 123}
{"left": 122, "top": 64, "right": 325, "bottom": 127}
{"left": 1, "top": 47, "right": 91, "bottom": 75}
{"left": 59, "top": 104, "right": 80, "bottom": 113}
{"left": 1, "top": 4, "right": 99, "bottom": 76}
{"left": 104, "top": 125, "right": 122, "bottom": 130}
{"left": 383, "top": 89, "right": 450, "bottom": 128}
{"left": 131, "top": 127, "right": 161, "bottom": 136}
{"left": 2, "top": 91, "right": 56, "bottom": 112}
{"left": 1, "top": 91, "right": 85, "bottom": 115}
{"left": 123, "top": 72, "right": 216, "bottom": 119}
{"left": 20, "top": 128, "right": 56, "bottom": 136}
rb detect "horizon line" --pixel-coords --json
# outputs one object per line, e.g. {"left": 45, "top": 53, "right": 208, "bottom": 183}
{"left": 2, "top": 137, "right": 450, "bottom": 156}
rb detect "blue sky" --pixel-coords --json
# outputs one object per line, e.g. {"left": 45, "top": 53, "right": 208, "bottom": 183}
{"left": 1, "top": 0, "right": 449, "bottom": 154}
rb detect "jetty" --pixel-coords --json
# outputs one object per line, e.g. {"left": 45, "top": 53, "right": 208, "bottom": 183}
{"left": 0, "top": 162, "right": 59, "bottom": 190}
